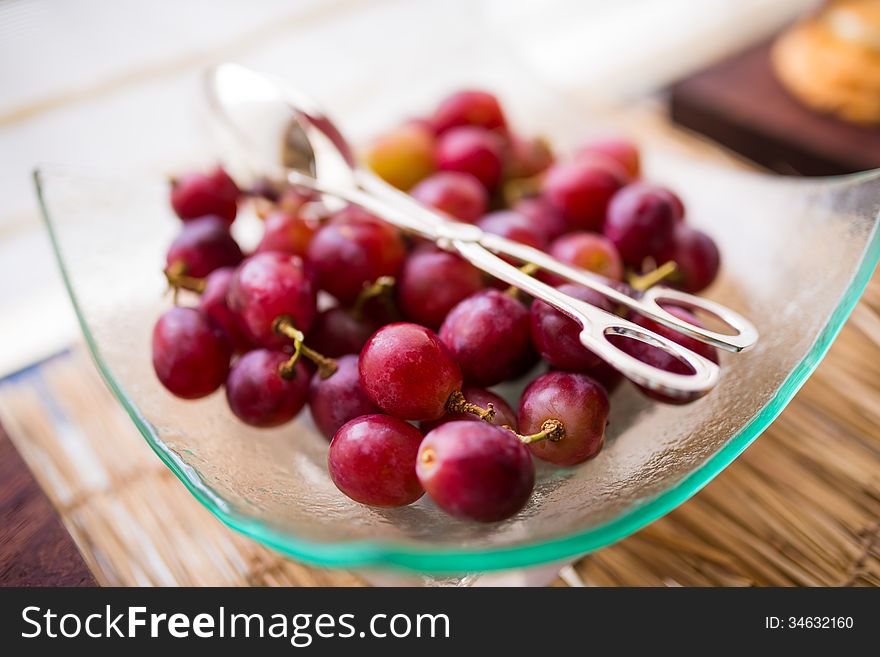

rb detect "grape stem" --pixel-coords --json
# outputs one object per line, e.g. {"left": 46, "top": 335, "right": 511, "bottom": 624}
{"left": 505, "top": 262, "right": 540, "bottom": 299}
{"left": 164, "top": 260, "right": 206, "bottom": 303}
{"left": 351, "top": 276, "right": 396, "bottom": 321}
{"left": 273, "top": 316, "right": 338, "bottom": 380}
{"left": 446, "top": 390, "right": 496, "bottom": 423}
{"left": 506, "top": 419, "right": 565, "bottom": 444}
{"left": 628, "top": 260, "right": 677, "bottom": 292}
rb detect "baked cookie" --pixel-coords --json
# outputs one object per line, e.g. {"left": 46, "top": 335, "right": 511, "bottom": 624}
{"left": 772, "top": 0, "right": 880, "bottom": 125}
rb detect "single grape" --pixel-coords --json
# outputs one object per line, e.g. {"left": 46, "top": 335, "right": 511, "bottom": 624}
{"left": 530, "top": 283, "right": 613, "bottom": 372}
{"left": 512, "top": 197, "right": 567, "bottom": 243}
{"left": 170, "top": 165, "right": 239, "bottom": 224}
{"left": 152, "top": 307, "right": 231, "bottom": 399}
{"left": 359, "top": 323, "right": 462, "bottom": 421}
{"left": 518, "top": 371, "right": 609, "bottom": 466}
{"left": 432, "top": 90, "right": 507, "bottom": 134}
{"left": 612, "top": 306, "right": 719, "bottom": 404}
{"left": 364, "top": 123, "right": 436, "bottom": 191}
{"left": 439, "top": 289, "right": 537, "bottom": 387}
{"left": 225, "top": 349, "right": 311, "bottom": 427}
{"left": 410, "top": 171, "right": 488, "bottom": 223}
{"left": 307, "top": 215, "right": 406, "bottom": 306}
{"left": 660, "top": 225, "right": 720, "bottom": 293}
{"left": 306, "top": 307, "right": 378, "bottom": 358}
{"left": 417, "top": 421, "right": 534, "bottom": 522}
{"left": 548, "top": 231, "right": 624, "bottom": 282}
{"left": 308, "top": 355, "right": 380, "bottom": 441}
{"left": 436, "top": 126, "right": 504, "bottom": 191}
{"left": 576, "top": 137, "right": 640, "bottom": 179}
{"left": 198, "top": 267, "right": 251, "bottom": 352}
{"left": 542, "top": 159, "right": 625, "bottom": 231}
{"left": 504, "top": 134, "right": 554, "bottom": 180}
{"left": 165, "top": 215, "right": 243, "bottom": 278}
{"left": 328, "top": 414, "right": 424, "bottom": 507}
{"left": 476, "top": 210, "right": 548, "bottom": 251}
{"left": 255, "top": 210, "right": 318, "bottom": 258}
{"left": 397, "top": 248, "right": 484, "bottom": 329}
{"left": 421, "top": 386, "right": 518, "bottom": 433}
{"left": 227, "top": 252, "right": 317, "bottom": 348}
{"left": 603, "top": 182, "right": 677, "bottom": 267}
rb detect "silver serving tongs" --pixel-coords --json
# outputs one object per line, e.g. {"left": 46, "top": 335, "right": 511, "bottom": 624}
{"left": 204, "top": 63, "right": 758, "bottom": 402}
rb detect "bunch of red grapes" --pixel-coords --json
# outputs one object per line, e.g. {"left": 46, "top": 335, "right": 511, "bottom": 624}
{"left": 152, "top": 89, "right": 721, "bottom": 523}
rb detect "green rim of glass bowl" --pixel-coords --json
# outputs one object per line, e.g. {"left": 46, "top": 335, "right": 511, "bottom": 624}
{"left": 35, "top": 169, "right": 880, "bottom": 574}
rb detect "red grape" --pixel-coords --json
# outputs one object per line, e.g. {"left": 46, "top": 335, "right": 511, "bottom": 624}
{"left": 306, "top": 307, "right": 378, "bottom": 358}
{"left": 165, "top": 215, "right": 243, "bottom": 278}
{"left": 170, "top": 165, "right": 239, "bottom": 224}
{"left": 504, "top": 134, "right": 554, "bottom": 179}
{"left": 518, "top": 371, "right": 609, "bottom": 466}
{"left": 255, "top": 210, "right": 317, "bottom": 258}
{"left": 576, "top": 137, "right": 640, "bottom": 179}
{"left": 432, "top": 90, "right": 506, "bottom": 134}
{"left": 603, "top": 182, "right": 676, "bottom": 267}
{"left": 436, "top": 126, "right": 504, "bottom": 191}
{"left": 661, "top": 225, "right": 720, "bottom": 293}
{"left": 397, "top": 249, "right": 483, "bottom": 329}
{"left": 152, "top": 307, "right": 231, "bottom": 399}
{"left": 417, "top": 421, "right": 534, "bottom": 522}
{"left": 198, "top": 267, "right": 251, "bottom": 352}
{"left": 542, "top": 159, "right": 625, "bottom": 231}
{"left": 329, "top": 414, "right": 424, "bottom": 507}
{"left": 225, "top": 349, "right": 311, "bottom": 427}
{"left": 410, "top": 171, "right": 488, "bottom": 223}
{"left": 309, "top": 355, "right": 380, "bottom": 441}
{"left": 364, "top": 122, "right": 436, "bottom": 191}
{"left": 656, "top": 187, "right": 685, "bottom": 222}
{"left": 359, "top": 323, "right": 462, "bottom": 421}
{"left": 228, "top": 252, "right": 317, "bottom": 348}
{"left": 421, "top": 387, "right": 517, "bottom": 433}
{"left": 512, "top": 197, "right": 567, "bottom": 243}
{"left": 476, "top": 210, "right": 548, "bottom": 251}
{"left": 307, "top": 215, "right": 405, "bottom": 306}
{"left": 530, "top": 283, "right": 613, "bottom": 372}
{"left": 548, "top": 231, "right": 624, "bottom": 282}
{"left": 439, "top": 289, "right": 536, "bottom": 386}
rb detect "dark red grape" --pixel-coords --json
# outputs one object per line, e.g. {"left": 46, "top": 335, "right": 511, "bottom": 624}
{"left": 225, "top": 349, "right": 311, "bottom": 427}
{"left": 476, "top": 210, "right": 548, "bottom": 251}
{"left": 364, "top": 123, "right": 436, "bottom": 191}
{"left": 518, "top": 371, "right": 609, "bottom": 466}
{"left": 612, "top": 306, "right": 719, "bottom": 404}
{"left": 530, "top": 283, "right": 613, "bottom": 372}
{"left": 308, "top": 354, "right": 380, "bottom": 441}
{"left": 255, "top": 210, "right": 317, "bottom": 258}
{"left": 542, "top": 159, "right": 625, "bottom": 231}
{"left": 198, "top": 267, "right": 251, "bottom": 352}
{"left": 656, "top": 187, "right": 685, "bottom": 222}
{"left": 306, "top": 215, "right": 405, "bottom": 305}
{"left": 410, "top": 171, "right": 488, "bottom": 223}
{"left": 397, "top": 249, "right": 483, "bottom": 329}
{"left": 170, "top": 165, "right": 239, "bottom": 224}
{"left": 359, "top": 323, "right": 462, "bottom": 421}
{"left": 328, "top": 414, "right": 424, "bottom": 507}
{"left": 439, "top": 289, "right": 536, "bottom": 386}
{"left": 661, "top": 225, "right": 720, "bottom": 293}
{"left": 152, "top": 306, "right": 231, "bottom": 399}
{"left": 421, "top": 386, "right": 517, "bottom": 433}
{"left": 603, "top": 182, "right": 676, "bottom": 267}
{"left": 512, "top": 197, "right": 567, "bottom": 243}
{"left": 432, "top": 90, "right": 506, "bottom": 134}
{"left": 228, "top": 252, "right": 317, "bottom": 348}
{"left": 165, "top": 215, "right": 243, "bottom": 278}
{"left": 576, "top": 137, "right": 640, "bottom": 179}
{"left": 436, "top": 126, "right": 504, "bottom": 191}
{"left": 548, "top": 231, "right": 624, "bottom": 282}
{"left": 306, "top": 307, "right": 378, "bottom": 357}
{"left": 417, "top": 421, "right": 534, "bottom": 522}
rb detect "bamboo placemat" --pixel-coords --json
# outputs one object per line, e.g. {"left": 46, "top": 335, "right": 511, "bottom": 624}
{"left": 1, "top": 273, "right": 877, "bottom": 587}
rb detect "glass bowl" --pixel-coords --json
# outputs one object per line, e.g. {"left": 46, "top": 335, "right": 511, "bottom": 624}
{"left": 36, "top": 153, "right": 880, "bottom": 574}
